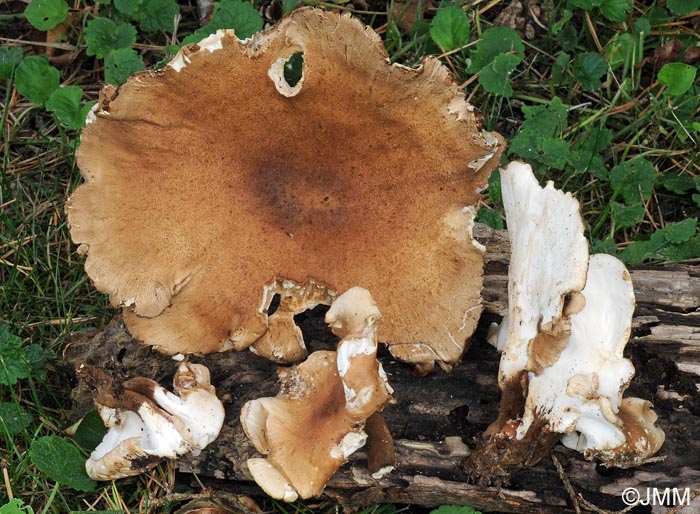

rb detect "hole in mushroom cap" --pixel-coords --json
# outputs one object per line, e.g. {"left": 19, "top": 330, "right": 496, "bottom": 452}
{"left": 284, "top": 52, "right": 304, "bottom": 88}
{"left": 269, "top": 52, "right": 305, "bottom": 97}
{"left": 266, "top": 293, "right": 282, "bottom": 316}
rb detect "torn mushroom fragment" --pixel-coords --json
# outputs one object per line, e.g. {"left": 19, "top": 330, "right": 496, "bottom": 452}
{"left": 81, "top": 361, "right": 224, "bottom": 480}
{"left": 66, "top": 7, "right": 504, "bottom": 368}
{"left": 521, "top": 253, "right": 664, "bottom": 465}
{"left": 241, "top": 287, "right": 393, "bottom": 501}
{"left": 487, "top": 160, "right": 589, "bottom": 439}
{"left": 466, "top": 162, "right": 664, "bottom": 480}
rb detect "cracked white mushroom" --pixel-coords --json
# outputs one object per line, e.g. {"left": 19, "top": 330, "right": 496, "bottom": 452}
{"left": 486, "top": 160, "right": 589, "bottom": 439}
{"left": 469, "top": 162, "right": 664, "bottom": 478}
{"left": 241, "top": 287, "right": 393, "bottom": 500}
{"left": 83, "top": 361, "right": 225, "bottom": 480}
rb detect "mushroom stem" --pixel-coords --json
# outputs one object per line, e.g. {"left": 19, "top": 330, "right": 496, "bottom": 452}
{"left": 365, "top": 412, "right": 396, "bottom": 478}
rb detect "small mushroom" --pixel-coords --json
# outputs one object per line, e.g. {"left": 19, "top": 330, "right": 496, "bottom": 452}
{"left": 240, "top": 286, "right": 393, "bottom": 500}
{"left": 82, "top": 361, "right": 225, "bottom": 480}
{"left": 66, "top": 8, "right": 504, "bottom": 369}
{"left": 465, "top": 162, "right": 664, "bottom": 480}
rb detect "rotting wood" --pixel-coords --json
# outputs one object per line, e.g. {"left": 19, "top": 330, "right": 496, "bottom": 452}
{"left": 62, "top": 224, "right": 700, "bottom": 513}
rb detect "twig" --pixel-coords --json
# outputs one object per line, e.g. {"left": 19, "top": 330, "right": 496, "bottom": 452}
{"left": 0, "top": 37, "right": 76, "bottom": 50}
{"left": 552, "top": 453, "right": 640, "bottom": 514}
{"left": 2, "top": 466, "right": 12, "bottom": 500}
{"left": 551, "top": 453, "right": 581, "bottom": 514}
{"left": 583, "top": 11, "right": 604, "bottom": 54}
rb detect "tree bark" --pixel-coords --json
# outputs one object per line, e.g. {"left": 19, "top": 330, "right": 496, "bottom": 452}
{"left": 62, "top": 224, "right": 700, "bottom": 513}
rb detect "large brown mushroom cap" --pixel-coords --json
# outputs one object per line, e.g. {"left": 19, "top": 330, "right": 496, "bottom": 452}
{"left": 66, "top": 8, "right": 503, "bottom": 360}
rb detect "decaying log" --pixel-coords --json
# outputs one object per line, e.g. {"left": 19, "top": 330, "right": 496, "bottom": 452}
{"left": 62, "top": 224, "right": 700, "bottom": 513}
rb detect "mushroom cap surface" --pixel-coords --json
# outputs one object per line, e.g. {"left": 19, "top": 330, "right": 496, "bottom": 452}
{"left": 66, "top": 8, "right": 503, "bottom": 360}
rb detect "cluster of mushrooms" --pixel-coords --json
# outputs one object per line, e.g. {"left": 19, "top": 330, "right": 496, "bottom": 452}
{"left": 66, "top": 8, "right": 664, "bottom": 501}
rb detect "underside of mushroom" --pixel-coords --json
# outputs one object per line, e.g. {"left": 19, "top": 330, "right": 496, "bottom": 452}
{"left": 240, "top": 287, "right": 393, "bottom": 501}
{"left": 66, "top": 7, "right": 504, "bottom": 369}
{"left": 79, "top": 361, "right": 225, "bottom": 480}
{"left": 464, "top": 162, "right": 664, "bottom": 482}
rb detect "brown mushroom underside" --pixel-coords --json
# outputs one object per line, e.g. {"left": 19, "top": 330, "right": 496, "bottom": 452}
{"left": 67, "top": 8, "right": 503, "bottom": 360}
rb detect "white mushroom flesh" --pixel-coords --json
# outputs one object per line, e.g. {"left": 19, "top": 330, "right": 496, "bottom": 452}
{"left": 498, "top": 161, "right": 589, "bottom": 385}
{"left": 86, "top": 362, "right": 224, "bottom": 480}
{"left": 519, "top": 254, "right": 636, "bottom": 446}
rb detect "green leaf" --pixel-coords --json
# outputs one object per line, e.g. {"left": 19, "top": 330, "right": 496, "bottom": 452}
{"left": 15, "top": 56, "right": 60, "bottom": 105}
{"left": 612, "top": 202, "right": 645, "bottom": 229}
{"left": 569, "top": 149, "right": 607, "bottom": 179}
{"left": 508, "top": 98, "right": 569, "bottom": 162}
{"left": 660, "top": 235, "right": 700, "bottom": 261}
{"left": 0, "top": 325, "right": 31, "bottom": 386}
{"left": 30, "top": 436, "right": 96, "bottom": 491}
{"left": 551, "top": 9, "right": 573, "bottom": 34}
{"left": 633, "top": 17, "right": 651, "bottom": 36}
{"left": 210, "top": 0, "right": 263, "bottom": 39}
{"left": 487, "top": 169, "right": 502, "bottom": 203}
{"left": 282, "top": 0, "right": 299, "bottom": 13}
{"left": 610, "top": 157, "right": 657, "bottom": 204}
{"left": 551, "top": 51, "right": 570, "bottom": 83}
{"left": 105, "top": 47, "right": 145, "bottom": 85}
{"left": 478, "top": 52, "right": 521, "bottom": 97}
{"left": 138, "top": 0, "right": 180, "bottom": 32}
{"left": 570, "top": 0, "right": 602, "bottom": 9}
{"left": 430, "top": 506, "right": 482, "bottom": 514}
{"left": 0, "top": 498, "right": 35, "bottom": 514}
{"left": 557, "top": 23, "right": 578, "bottom": 52}
{"left": 22, "top": 344, "right": 53, "bottom": 383}
{"left": 539, "top": 138, "right": 569, "bottom": 169}
{"left": 476, "top": 208, "right": 503, "bottom": 230}
{"left": 71, "top": 410, "right": 109, "bottom": 453}
{"left": 576, "top": 126, "right": 613, "bottom": 153}
{"left": 24, "top": 0, "right": 68, "bottom": 31}
{"left": 183, "top": 0, "right": 263, "bottom": 44}
{"left": 667, "top": 0, "right": 700, "bottom": 16}
{"left": 46, "top": 86, "right": 92, "bottom": 130}
{"left": 599, "top": 0, "right": 632, "bottom": 22}
{"left": 84, "top": 18, "right": 137, "bottom": 59}
{"left": 659, "top": 173, "right": 696, "bottom": 194}
{"left": 430, "top": 4, "right": 470, "bottom": 52}
{"left": 621, "top": 229, "right": 667, "bottom": 264}
{"left": 658, "top": 63, "right": 697, "bottom": 96}
{"left": 664, "top": 218, "right": 697, "bottom": 244}
{"left": 574, "top": 52, "right": 607, "bottom": 92}
{"left": 0, "top": 47, "right": 24, "bottom": 80}
{"left": 0, "top": 403, "right": 33, "bottom": 435}
{"left": 114, "top": 0, "right": 142, "bottom": 15}
{"left": 470, "top": 27, "right": 524, "bottom": 72}
{"left": 591, "top": 236, "right": 618, "bottom": 255}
